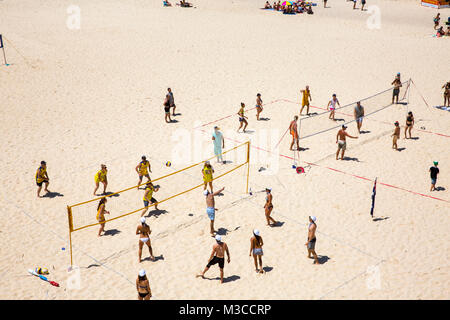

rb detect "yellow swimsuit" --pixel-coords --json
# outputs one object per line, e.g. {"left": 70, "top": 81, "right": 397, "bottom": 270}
{"left": 302, "top": 90, "right": 310, "bottom": 106}
{"left": 95, "top": 169, "right": 107, "bottom": 183}
{"left": 96, "top": 204, "right": 105, "bottom": 222}
{"left": 143, "top": 185, "right": 154, "bottom": 202}
{"left": 203, "top": 166, "right": 213, "bottom": 183}
{"left": 35, "top": 167, "right": 47, "bottom": 183}
{"left": 139, "top": 161, "right": 150, "bottom": 176}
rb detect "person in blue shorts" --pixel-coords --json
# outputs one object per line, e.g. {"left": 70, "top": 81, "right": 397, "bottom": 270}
{"left": 429, "top": 161, "right": 439, "bottom": 192}
{"left": 204, "top": 187, "right": 225, "bottom": 236}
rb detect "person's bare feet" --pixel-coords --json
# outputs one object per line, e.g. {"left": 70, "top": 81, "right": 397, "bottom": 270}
{"left": 150, "top": 256, "right": 155, "bottom": 262}
{"left": 259, "top": 269, "right": 264, "bottom": 274}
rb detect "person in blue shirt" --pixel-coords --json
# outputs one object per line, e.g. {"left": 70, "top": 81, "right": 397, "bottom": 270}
{"left": 212, "top": 126, "right": 225, "bottom": 164}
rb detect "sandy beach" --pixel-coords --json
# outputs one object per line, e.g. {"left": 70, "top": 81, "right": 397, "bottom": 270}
{"left": 0, "top": 0, "right": 449, "bottom": 299}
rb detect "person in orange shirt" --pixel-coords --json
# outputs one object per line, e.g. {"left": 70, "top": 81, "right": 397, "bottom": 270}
{"left": 289, "top": 115, "right": 300, "bottom": 151}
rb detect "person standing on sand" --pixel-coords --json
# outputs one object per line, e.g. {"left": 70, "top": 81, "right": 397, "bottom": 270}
{"left": 196, "top": 235, "right": 230, "bottom": 284}
{"left": 163, "top": 93, "right": 172, "bottom": 123}
{"left": 391, "top": 121, "right": 400, "bottom": 150}
{"left": 300, "top": 85, "right": 312, "bottom": 115}
{"left": 136, "top": 269, "right": 152, "bottom": 300}
{"left": 391, "top": 75, "right": 402, "bottom": 104}
{"left": 305, "top": 216, "right": 319, "bottom": 265}
{"left": 204, "top": 187, "right": 224, "bottom": 236}
{"left": 237, "top": 103, "right": 248, "bottom": 132}
{"left": 429, "top": 161, "right": 439, "bottom": 192}
{"left": 336, "top": 125, "right": 358, "bottom": 160}
{"left": 289, "top": 115, "right": 300, "bottom": 151}
{"left": 256, "top": 93, "right": 263, "bottom": 121}
{"left": 323, "top": 0, "right": 327, "bottom": 8}
{"left": 202, "top": 161, "right": 214, "bottom": 193}
{"left": 249, "top": 229, "right": 264, "bottom": 274}
{"left": 361, "top": 0, "right": 366, "bottom": 11}
{"left": 36, "top": 160, "right": 50, "bottom": 198}
{"left": 166, "top": 88, "right": 176, "bottom": 116}
{"left": 327, "top": 94, "right": 340, "bottom": 121}
{"left": 135, "top": 155, "right": 152, "bottom": 188}
{"left": 93, "top": 164, "right": 108, "bottom": 195}
{"left": 405, "top": 112, "right": 414, "bottom": 139}
{"left": 141, "top": 181, "right": 160, "bottom": 217}
{"left": 96, "top": 198, "right": 110, "bottom": 237}
{"left": 442, "top": 81, "right": 450, "bottom": 107}
{"left": 352, "top": 0, "right": 357, "bottom": 10}
{"left": 434, "top": 13, "right": 440, "bottom": 30}
{"left": 354, "top": 101, "right": 365, "bottom": 134}
{"left": 212, "top": 126, "right": 225, "bottom": 164}
{"left": 136, "top": 217, "right": 155, "bottom": 262}
{"left": 264, "top": 188, "right": 277, "bottom": 226}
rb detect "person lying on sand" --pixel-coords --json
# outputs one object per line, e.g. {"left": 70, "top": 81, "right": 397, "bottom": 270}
{"left": 264, "top": 1, "right": 272, "bottom": 9}
{"left": 436, "top": 26, "right": 445, "bottom": 37}
{"left": 196, "top": 235, "right": 230, "bottom": 284}
{"left": 178, "top": 0, "right": 193, "bottom": 7}
{"left": 163, "top": 0, "right": 172, "bottom": 6}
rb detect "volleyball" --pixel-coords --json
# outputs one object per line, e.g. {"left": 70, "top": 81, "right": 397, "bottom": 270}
{"left": 166, "top": 161, "right": 171, "bottom": 167}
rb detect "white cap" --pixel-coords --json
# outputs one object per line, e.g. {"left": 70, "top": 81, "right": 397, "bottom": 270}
{"left": 139, "top": 269, "right": 146, "bottom": 277}
{"left": 215, "top": 235, "right": 222, "bottom": 242}
{"left": 253, "top": 229, "right": 260, "bottom": 236}
{"left": 203, "top": 190, "right": 209, "bottom": 196}
{"left": 140, "top": 217, "right": 146, "bottom": 224}
{"left": 310, "top": 216, "right": 317, "bottom": 222}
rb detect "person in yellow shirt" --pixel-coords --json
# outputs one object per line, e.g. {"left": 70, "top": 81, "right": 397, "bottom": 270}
{"left": 202, "top": 161, "right": 214, "bottom": 193}
{"left": 96, "top": 198, "right": 110, "bottom": 237}
{"left": 300, "top": 85, "right": 312, "bottom": 115}
{"left": 135, "top": 156, "right": 152, "bottom": 189}
{"left": 35, "top": 160, "right": 50, "bottom": 198}
{"left": 93, "top": 164, "right": 108, "bottom": 196}
{"left": 141, "top": 182, "right": 160, "bottom": 217}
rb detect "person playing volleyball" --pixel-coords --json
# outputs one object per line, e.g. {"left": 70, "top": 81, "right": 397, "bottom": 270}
{"left": 141, "top": 181, "right": 160, "bottom": 217}
{"left": 256, "top": 93, "right": 263, "bottom": 121}
{"left": 36, "top": 160, "right": 50, "bottom": 198}
{"left": 136, "top": 217, "right": 155, "bottom": 262}
{"left": 289, "top": 116, "right": 300, "bottom": 151}
{"left": 136, "top": 155, "right": 152, "bottom": 188}
{"left": 96, "top": 198, "right": 110, "bottom": 237}
{"left": 300, "top": 85, "right": 312, "bottom": 115}
{"left": 202, "top": 161, "right": 215, "bottom": 193}
{"left": 327, "top": 94, "right": 340, "bottom": 121}
{"left": 237, "top": 103, "right": 248, "bottom": 133}
{"left": 93, "top": 164, "right": 108, "bottom": 196}
{"left": 264, "top": 188, "right": 277, "bottom": 227}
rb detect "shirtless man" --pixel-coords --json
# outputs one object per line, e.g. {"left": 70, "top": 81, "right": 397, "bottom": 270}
{"left": 289, "top": 115, "right": 300, "bottom": 151}
{"left": 354, "top": 101, "right": 365, "bottom": 133}
{"left": 391, "top": 121, "right": 400, "bottom": 150}
{"left": 391, "top": 75, "right": 402, "bottom": 104}
{"left": 197, "top": 235, "right": 231, "bottom": 284}
{"left": 305, "top": 216, "right": 319, "bottom": 265}
{"left": 136, "top": 217, "right": 155, "bottom": 262}
{"left": 442, "top": 81, "right": 450, "bottom": 108}
{"left": 336, "top": 125, "right": 358, "bottom": 160}
{"left": 205, "top": 187, "right": 225, "bottom": 236}
{"left": 256, "top": 93, "right": 263, "bottom": 121}
{"left": 300, "top": 85, "right": 312, "bottom": 115}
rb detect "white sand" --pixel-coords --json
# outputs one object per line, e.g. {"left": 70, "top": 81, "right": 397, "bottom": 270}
{"left": 0, "top": 0, "right": 449, "bottom": 299}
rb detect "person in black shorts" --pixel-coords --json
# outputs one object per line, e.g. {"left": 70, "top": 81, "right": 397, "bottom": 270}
{"left": 197, "top": 235, "right": 231, "bottom": 284}
{"left": 391, "top": 74, "right": 402, "bottom": 104}
{"left": 429, "top": 161, "right": 439, "bottom": 192}
{"left": 163, "top": 92, "right": 172, "bottom": 123}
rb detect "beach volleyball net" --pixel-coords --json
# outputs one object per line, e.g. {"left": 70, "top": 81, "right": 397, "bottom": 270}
{"left": 67, "top": 141, "right": 250, "bottom": 266}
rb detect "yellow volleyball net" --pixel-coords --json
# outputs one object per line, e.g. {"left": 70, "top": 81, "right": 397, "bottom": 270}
{"left": 67, "top": 141, "right": 250, "bottom": 266}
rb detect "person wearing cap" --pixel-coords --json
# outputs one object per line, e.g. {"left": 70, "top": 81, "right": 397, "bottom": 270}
{"left": 429, "top": 161, "right": 439, "bottom": 192}
{"left": 136, "top": 269, "right": 152, "bottom": 300}
{"left": 391, "top": 75, "right": 402, "bottom": 104}
{"left": 93, "top": 164, "right": 108, "bottom": 196}
{"left": 256, "top": 93, "right": 264, "bottom": 121}
{"left": 264, "top": 188, "right": 277, "bottom": 226}
{"left": 96, "top": 198, "right": 110, "bottom": 237}
{"left": 336, "top": 125, "right": 358, "bottom": 160}
{"left": 202, "top": 161, "right": 215, "bottom": 193}
{"left": 237, "top": 102, "right": 248, "bottom": 133}
{"left": 196, "top": 234, "right": 230, "bottom": 284}
{"left": 327, "top": 94, "right": 340, "bottom": 121}
{"left": 289, "top": 116, "right": 300, "bottom": 151}
{"left": 35, "top": 161, "right": 50, "bottom": 198}
{"left": 212, "top": 127, "right": 225, "bottom": 164}
{"left": 249, "top": 229, "right": 264, "bottom": 273}
{"left": 135, "top": 156, "right": 152, "bottom": 188}
{"left": 204, "top": 187, "right": 225, "bottom": 236}
{"left": 300, "top": 85, "right": 312, "bottom": 116}
{"left": 354, "top": 101, "right": 365, "bottom": 134}
{"left": 136, "top": 217, "right": 155, "bottom": 262}
{"left": 141, "top": 181, "right": 160, "bottom": 217}
{"left": 391, "top": 121, "right": 400, "bottom": 150}
{"left": 305, "top": 216, "right": 319, "bottom": 264}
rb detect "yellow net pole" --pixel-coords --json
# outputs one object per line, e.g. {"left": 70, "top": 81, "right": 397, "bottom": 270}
{"left": 246, "top": 141, "right": 250, "bottom": 194}
{"left": 67, "top": 206, "right": 74, "bottom": 267}
{"left": 69, "top": 141, "right": 249, "bottom": 208}
{"left": 71, "top": 161, "right": 248, "bottom": 232}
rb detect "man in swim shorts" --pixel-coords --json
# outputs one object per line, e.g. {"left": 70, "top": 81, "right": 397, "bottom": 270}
{"left": 204, "top": 187, "right": 225, "bottom": 236}
{"left": 354, "top": 101, "right": 365, "bottom": 133}
{"left": 166, "top": 87, "right": 176, "bottom": 116}
{"left": 305, "top": 216, "right": 319, "bottom": 265}
{"left": 36, "top": 160, "right": 50, "bottom": 198}
{"left": 135, "top": 155, "right": 152, "bottom": 188}
{"left": 391, "top": 75, "right": 402, "bottom": 104}
{"left": 289, "top": 115, "right": 300, "bottom": 151}
{"left": 391, "top": 121, "right": 400, "bottom": 150}
{"left": 429, "top": 161, "right": 439, "bottom": 192}
{"left": 336, "top": 125, "right": 358, "bottom": 160}
{"left": 197, "top": 235, "right": 230, "bottom": 284}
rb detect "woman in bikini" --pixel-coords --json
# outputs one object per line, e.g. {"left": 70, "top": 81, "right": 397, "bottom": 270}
{"left": 136, "top": 269, "right": 152, "bottom": 300}
{"left": 256, "top": 94, "right": 263, "bottom": 121}
{"left": 249, "top": 229, "right": 264, "bottom": 274}
{"left": 136, "top": 217, "right": 155, "bottom": 262}
{"left": 96, "top": 198, "right": 110, "bottom": 237}
{"left": 237, "top": 103, "right": 248, "bottom": 133}
{"left": 264, "top": 188, "right": 277, "bottom": 226}
{"left": 404, "top": 111, "right": 414, "bottom": 139}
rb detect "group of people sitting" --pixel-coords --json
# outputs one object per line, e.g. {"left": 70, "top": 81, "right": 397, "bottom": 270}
{"left": 264, "top": 1, "right": 314, "bottom": 14}
{"left": 434, "top": 14, "right": 450, "bottom": 38}
{"left": 163, "top": 0, "right": 193, "bottom": 7}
